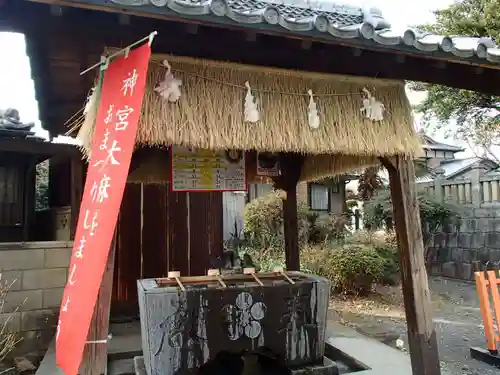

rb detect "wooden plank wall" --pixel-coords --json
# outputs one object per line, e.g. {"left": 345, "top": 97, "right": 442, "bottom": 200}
{"left": 112, "top": 183, "right": 223, "bottom": 305}
{"left": 0, "top": 154, "right": 36, "bottom": 242}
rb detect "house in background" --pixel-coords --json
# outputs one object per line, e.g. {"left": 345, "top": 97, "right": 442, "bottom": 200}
{"left": 298, "top": 176, "right": 356, "bottom": 214}
{"left": 417, "top": 131, "right": 499, "bottom": 184}
{"left": 420, "top": 131, "right": 464, "bottom": 164}
{"left": 222, "top": 176, "right": 355, "bottom": 240}
{"left": 336, "top": 132, "right": 500, "bottom": 234}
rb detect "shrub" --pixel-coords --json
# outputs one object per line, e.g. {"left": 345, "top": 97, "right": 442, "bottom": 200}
{"left": 364, "top": 188, "right": 461, "bottom": 235}
{"left": 344, "top": 230, "right": 399, "bottom": 285}
{"left": 239, "top": 245, "right": 285, "bottom": 272}
{"left": 300, "top": 245, "right": 334, "bottom": 277}
{"left": 243, "top": 230, "right": 399, "bottom": 295}
{"left": 300, "top": 240, "right": 388, "bottom": 295}
{"left": 308, "top": 214, "right": 350, "bottom": 243}
{"left": 327, "top": 244, "right": 386, "bottom": 295}
{"left": 244, "top": 190, "right": 310, "bottom": 249}
{"left": 363, "top": 188, "right": 461, "bottom": 267}
{"left": 305, "top": 231, "right": 400, "bottom": 293}
{"left": 375, "top": 249, "right": 399, "bottom": 285}
{"left": 0, "top": 273, "right": 20, "bottom": 367}
{"left": 242, "top": 189, "right": 402, "bottom": 294}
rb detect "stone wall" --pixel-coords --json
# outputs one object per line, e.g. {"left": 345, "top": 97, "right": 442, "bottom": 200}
{"left": 429, "top": 206, "right": 500, "bottom": 280}
{"left": 0, "top": 241, "right": 72, "bottom": 354}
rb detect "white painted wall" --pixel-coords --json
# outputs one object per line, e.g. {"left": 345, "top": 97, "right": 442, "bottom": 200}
{"left": 222, "top": 184, "right": 274, "bottom": 240}
{"left": 222, "top": 192, "right": 246, "bottom": 240}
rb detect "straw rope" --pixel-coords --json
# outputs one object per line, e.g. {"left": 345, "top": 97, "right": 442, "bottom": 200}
{"left": 153, "top": 61, "right": 367, "bottom": 97}
{"left": 70, "top": 52, "right": 422, "bottom": 183}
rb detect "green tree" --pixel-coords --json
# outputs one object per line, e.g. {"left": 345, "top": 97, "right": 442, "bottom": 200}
{"left": 35, "top": 161, "right": 49, "bottom": 210}
{"left": 364, "top": 188, "right": 461, "bottom": 267}
{"left": 357, "top": 166, "right": 384, "bottom": 201}
{"left": 411, "top": 0, "right": 500, "bottom": 161}
{"left": 356, "top": 160, "right": 430, "bottom": 202}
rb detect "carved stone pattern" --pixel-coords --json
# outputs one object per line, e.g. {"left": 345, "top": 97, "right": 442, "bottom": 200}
{"left": 221, "top": 292, "right": 267, "bottom": 341}
{"left": 156, "top": 297, "right": 210, "bottom": 355}
{"left": 278, "top": 290, "right": 317, "bottom": 336}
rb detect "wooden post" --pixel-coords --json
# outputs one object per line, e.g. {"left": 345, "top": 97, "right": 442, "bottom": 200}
{"left": 283, "top": 183, "right": 300, "bottom": 270}
{"left": 276, "top": 153, "right": 304, "bottom": 271}
{"left": 339, "top": 176, "right": 348, "bottom": 213}
{"left": 475, "top": 271, "right": 498, "bottom": 353}
{"left": 381, "top": 156, "right": 441, "bottom": 375}
{"left": 23, "top": 160, "right": 37, "bottom": 241}
{"left": 79, "top": 233, "right": 117, "bottom": 375}
{"left": 71, "top": 156, "right": 84, "bottom": 240}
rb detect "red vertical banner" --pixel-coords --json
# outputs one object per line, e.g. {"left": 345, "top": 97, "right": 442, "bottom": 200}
{"left": 56, "top": 43, "right": 151, "bottom": 375}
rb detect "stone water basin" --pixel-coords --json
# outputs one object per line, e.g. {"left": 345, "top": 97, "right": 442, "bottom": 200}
{"left": 137, "top": 272, "right": 330, "bottom": 375}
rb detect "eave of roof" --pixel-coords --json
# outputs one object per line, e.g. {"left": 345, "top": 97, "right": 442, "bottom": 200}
{"left": 420, "top": 134, "right": 465, "bottom": 152}
{"left": 10, "top": 0, "right": 500, "bottom": 138}
{"left": 423, "top": 143, "right": 464, "bottom": 152}
{"left": 0, "top": 137, "right": 79, "bottom": 157}
{"left": 79, "top": 0, "right": 500, "bottom": 67}
{"left": 416, "top": 157, "right": 500, "bottom": 182}
{"left": 446, "top": 157, "right": 499, "bottom": 178}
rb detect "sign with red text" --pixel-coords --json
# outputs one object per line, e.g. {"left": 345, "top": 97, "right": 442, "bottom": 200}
{"left": 56, "top": 43, "right": 151, "bottom": 375}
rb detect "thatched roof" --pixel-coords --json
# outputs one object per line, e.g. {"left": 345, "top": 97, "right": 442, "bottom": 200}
{"left": 74, "top": 53, "right": 422, "bottom": 183}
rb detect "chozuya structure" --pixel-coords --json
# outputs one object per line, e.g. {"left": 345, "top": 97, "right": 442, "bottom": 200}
{"left": 2, "top": 0, "right": 500, "bottom": 374}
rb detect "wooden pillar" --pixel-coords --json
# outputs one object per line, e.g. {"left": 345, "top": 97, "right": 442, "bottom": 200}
{"left": 23, "top": 160, "right": 37, "bottom": 241}
{"left": 283, "top": 183, "right": 300, "bottom": 270}
{"left": 354, "top": 209, "right": 360, "bottom": 230}
{"left": 276, "top": 153, "right": 304, "bottom": 271}
{"left": 79, "top": 233, "right": 117, "bottom": 375}
{"left": 340, "top": 178, "right": 348, "bottom": 213}
{"left": 70, "top": 156, "right": 85, "bottom": 240}
{"left": 49, "top": 158, "right": 71, "bottom": 207}
{"left": 381, "top": 156, "right": 441, "bottom": 375}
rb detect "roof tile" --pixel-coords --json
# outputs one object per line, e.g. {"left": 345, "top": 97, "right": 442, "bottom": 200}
{"left": 110, "top": 0, "right": 500, "bottom": 65}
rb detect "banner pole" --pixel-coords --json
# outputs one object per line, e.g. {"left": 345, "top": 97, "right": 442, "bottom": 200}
{"left": 57, "top": 42, "right": 153, "bottom": 375}
{"left": 80, "top": 31, "right": 158, "bottom": 76}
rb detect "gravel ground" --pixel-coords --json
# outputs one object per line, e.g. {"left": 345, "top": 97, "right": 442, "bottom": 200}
{"left": 329, "top": 276, "right": 498, "bottom": 375}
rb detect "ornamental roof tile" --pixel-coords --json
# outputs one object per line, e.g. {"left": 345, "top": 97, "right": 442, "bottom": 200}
{"left": 110, "top": 0, "right": 500, "bottom": 65}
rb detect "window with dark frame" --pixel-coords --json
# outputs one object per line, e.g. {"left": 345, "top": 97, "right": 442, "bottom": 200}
{"left": 308, "top": 183, "right": 330, "bottom": 211}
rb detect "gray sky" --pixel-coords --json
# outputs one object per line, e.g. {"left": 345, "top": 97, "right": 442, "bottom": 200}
{"left": 0, "top": 0, "right": 455, "bottom": 143}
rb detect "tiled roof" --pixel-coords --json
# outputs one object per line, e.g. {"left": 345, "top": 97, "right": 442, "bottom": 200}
{"left": 421, "top": 134, "right": 464, "bottom": 152}
{"left": 416, "top": 157, "right": 499, "bottom": 183}
{"left": 416, "top": 175, "right": 434, "bottom": 183}
{"left": 439, "top": 157, "right": 484, "bottom": 178}
{"left": 423, "top": 143, "right": 464, "bottom": 152}
{"left": 110, "top": 0, "right": 500, "bottom": 65}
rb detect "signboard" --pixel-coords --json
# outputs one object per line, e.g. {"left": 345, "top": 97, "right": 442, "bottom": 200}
{"left": 56, "top": 44, "right": 151, "bottom": 375}
{"left": 256, "top": 152, "right": 280, "bottom": 177}
{"left": 171, "top": 146, "right": 246, "bottom": 191}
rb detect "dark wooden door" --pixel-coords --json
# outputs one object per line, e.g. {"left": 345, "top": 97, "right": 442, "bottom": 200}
{"left": 111, "top": 183, "right": 223, "bottom": 319}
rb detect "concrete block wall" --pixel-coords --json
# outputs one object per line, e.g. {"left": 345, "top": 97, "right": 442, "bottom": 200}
{"left": 0, "top": 241, "right": 72, "bottom": 354}
{"left": 429, "top": 206, "right": 500, "bottom": 280}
